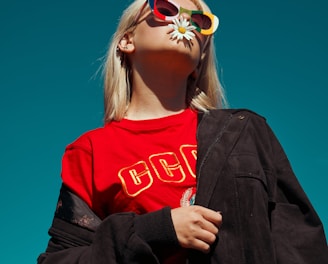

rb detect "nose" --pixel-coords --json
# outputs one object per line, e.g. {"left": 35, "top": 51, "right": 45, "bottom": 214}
{"left": 179, "top": 12, "right": 191, "bottom": 21}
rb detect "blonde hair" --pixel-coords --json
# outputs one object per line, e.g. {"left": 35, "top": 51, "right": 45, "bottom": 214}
{"left": 103, "top": 0, "right": 226, "bottom": 122}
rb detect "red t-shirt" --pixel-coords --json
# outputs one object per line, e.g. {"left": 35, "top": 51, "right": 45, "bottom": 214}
{"left": 62, "top": 109, "right": 198, "bottom": 263}
{"left": 62, "top": 108, "right": 198, "bottom": 220}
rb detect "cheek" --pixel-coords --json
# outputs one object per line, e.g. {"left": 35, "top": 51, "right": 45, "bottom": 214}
{"left": 135, "top": 22, "right": 169, "bottom": 43}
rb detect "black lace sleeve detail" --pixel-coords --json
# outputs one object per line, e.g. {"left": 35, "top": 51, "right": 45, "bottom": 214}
{"left": 54, "top": 184, "right": 101, "bottom": 231}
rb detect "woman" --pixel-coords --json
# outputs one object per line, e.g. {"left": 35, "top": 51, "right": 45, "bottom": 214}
{"left": 38, "top": 0, "right": 328, "bottom": 263}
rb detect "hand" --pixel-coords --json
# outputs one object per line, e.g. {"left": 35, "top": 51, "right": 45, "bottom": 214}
{"left": 171, "top": 205, "right": 222, "bottom": 253}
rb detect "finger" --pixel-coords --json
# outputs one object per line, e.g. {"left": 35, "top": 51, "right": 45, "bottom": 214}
{"left": 195, "top": 228, "right": 218, "bottom": 245}
{"left": 198, "top": 217, "right": 219, "bottom": 235}
{"left": 188, "top": 237, "right": 212, "bottom": 253}
{"left": 199, "top": 207, "right": 223, "bottom": 227}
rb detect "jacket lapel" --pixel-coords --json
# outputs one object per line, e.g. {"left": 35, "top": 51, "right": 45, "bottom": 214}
{"left": 195, "top": 110, "right": 249, "bottom": 207}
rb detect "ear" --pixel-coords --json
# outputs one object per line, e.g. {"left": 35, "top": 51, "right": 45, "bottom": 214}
{"left": 118, "top": 33, "right": 135, "bottom": 54}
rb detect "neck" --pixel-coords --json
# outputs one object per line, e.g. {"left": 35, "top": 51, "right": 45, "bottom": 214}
{"left": 125, "top": 64, "right": 190, "bottom": 120}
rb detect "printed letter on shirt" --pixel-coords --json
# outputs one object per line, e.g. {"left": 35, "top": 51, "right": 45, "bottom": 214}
{"left": 149, "top": 152, "right": 186, "bottom": 183}
{"left": 118, "top": 161, "right": 153, "bottom": 197}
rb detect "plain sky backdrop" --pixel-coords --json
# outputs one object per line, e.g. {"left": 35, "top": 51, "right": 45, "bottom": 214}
{"left": 1, "top": 0, "right": 327, "bottom": 263}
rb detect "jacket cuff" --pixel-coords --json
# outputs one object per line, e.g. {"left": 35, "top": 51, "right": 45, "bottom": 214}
{"left": 134, "top": 207, "right": 179, "bottom": 247}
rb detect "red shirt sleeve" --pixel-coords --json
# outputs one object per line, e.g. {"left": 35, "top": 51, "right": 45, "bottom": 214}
{"left": 61, "top": 134, "right": 93, "bottom": 208}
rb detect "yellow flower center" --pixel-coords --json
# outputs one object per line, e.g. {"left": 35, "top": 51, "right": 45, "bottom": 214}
{"left": 178, "top": 26, "right": 187, "bottom": 34}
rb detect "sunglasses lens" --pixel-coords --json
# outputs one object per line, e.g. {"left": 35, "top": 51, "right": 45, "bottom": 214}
{"left": 156, "top": 0, "right": 179, "bottom": 17}
{"left": 191, "top": 14, "right": 212, "bottom": 30}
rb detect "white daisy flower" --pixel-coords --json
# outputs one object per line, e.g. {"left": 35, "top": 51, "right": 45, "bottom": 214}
{"left": 168, "top": 17, "right": 196, "bottom": 41}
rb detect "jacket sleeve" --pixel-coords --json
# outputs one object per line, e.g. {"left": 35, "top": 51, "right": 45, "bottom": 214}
{"left": 37, "top": 185, "right": 179, "bottom": 264}
{"left": 265, "top": 121, "right": 328, "bottom": 263}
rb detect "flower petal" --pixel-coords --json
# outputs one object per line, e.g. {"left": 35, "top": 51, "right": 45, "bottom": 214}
{"left": 167, "top": 17, "right": 196, "bottom": 42}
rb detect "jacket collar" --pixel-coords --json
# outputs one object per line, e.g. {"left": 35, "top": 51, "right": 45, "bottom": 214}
{"left": 195, "top": 109, "right": 249, "bottom": 207}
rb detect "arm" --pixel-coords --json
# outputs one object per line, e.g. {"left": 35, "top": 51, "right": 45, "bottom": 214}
{"left": 38, "top": 185, "right": 178, "bottom": 264}
{"left": 38, "top": 132, "right": 221, "bottom": 263}
{"left": 38, "top": 185, "right": 221, "bottom": 263}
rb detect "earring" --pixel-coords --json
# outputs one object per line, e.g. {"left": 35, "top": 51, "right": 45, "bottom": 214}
{"left": 116, "top": 46, "right": 128, "bottom": 51}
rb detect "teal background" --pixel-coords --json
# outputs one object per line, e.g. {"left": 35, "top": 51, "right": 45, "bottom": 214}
{"left": 1, "top": 0, "right": 327, "bottom": 263}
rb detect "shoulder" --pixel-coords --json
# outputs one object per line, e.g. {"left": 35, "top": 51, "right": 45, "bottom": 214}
{"left": 207, "top": 108, "right": 266, "bottom": 121}
{"left": 204, "top": 108, "right": 279, "bottom": 151}
{"left": 198, "top": 109, "right": 273, "bottom": 139}
{"left": 199, "top": 108, "right": 267, "bottom": 127}
{"left": 65, "top": 125, "right": 110, "bottom": 152}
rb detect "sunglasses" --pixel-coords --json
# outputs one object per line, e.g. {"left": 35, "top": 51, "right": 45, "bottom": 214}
{"left": 139, "top": 0, "right": 219, "bottom": 35}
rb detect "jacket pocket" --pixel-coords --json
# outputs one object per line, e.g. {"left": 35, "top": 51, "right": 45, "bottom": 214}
{"left": 231, "top": 154, "right": 276, "bottom": 263}
{"left": 231, "top": 154, "right": 269, "bottom": 190}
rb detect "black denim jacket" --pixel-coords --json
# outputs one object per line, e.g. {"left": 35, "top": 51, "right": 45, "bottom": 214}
{"left": 38, "top": 109, "right": 328, "bottom": 264}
